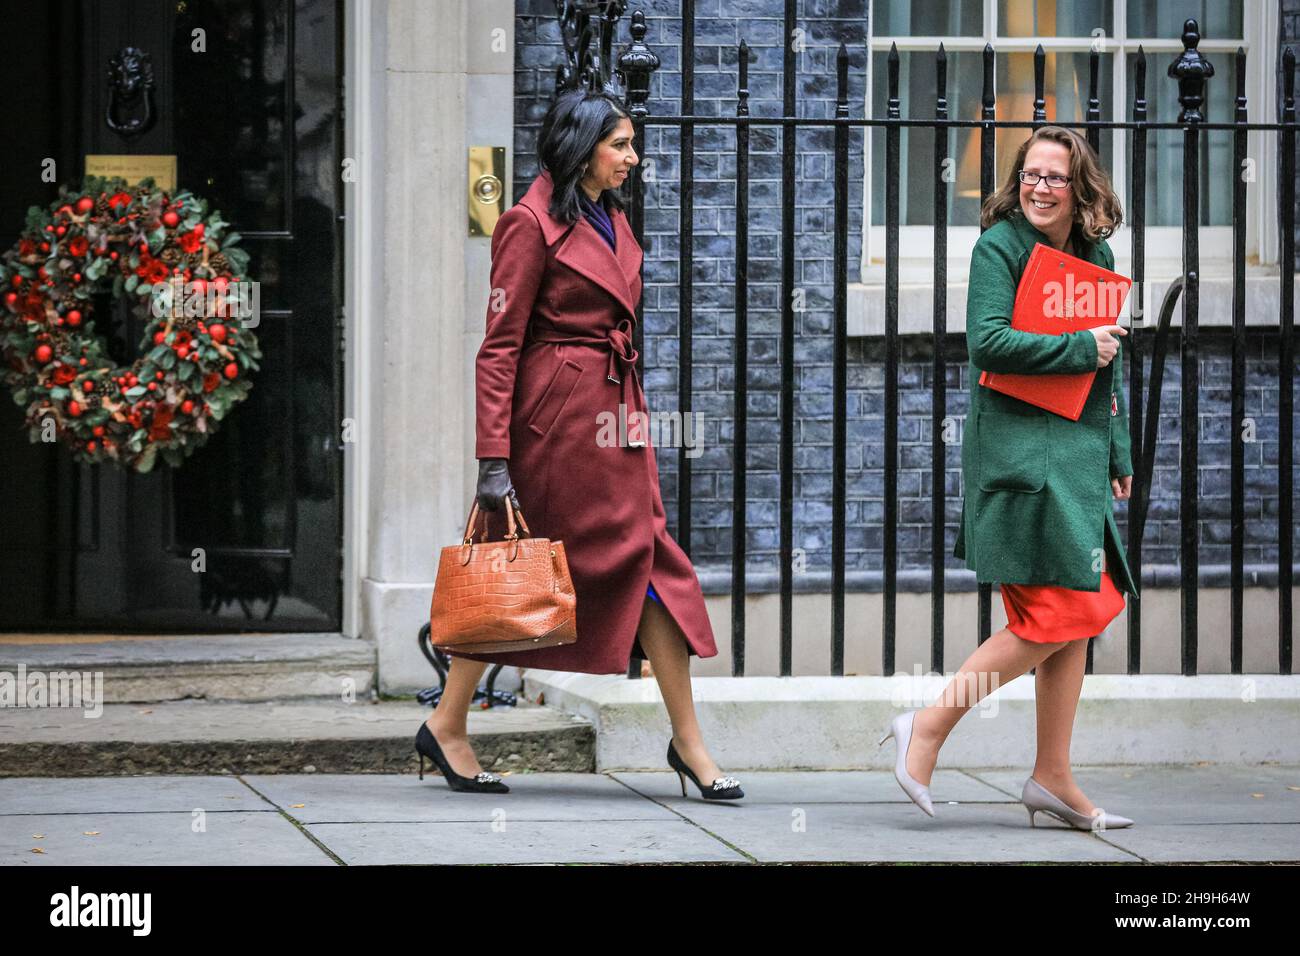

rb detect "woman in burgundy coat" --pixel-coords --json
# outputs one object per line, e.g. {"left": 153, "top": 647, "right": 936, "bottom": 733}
{"left": 415, "top": 89, "right": 742, "bottom": 801}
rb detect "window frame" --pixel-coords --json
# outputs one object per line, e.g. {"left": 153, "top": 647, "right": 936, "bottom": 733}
{"left": 861, "top": 0, "right": 1282, "bottom": 288}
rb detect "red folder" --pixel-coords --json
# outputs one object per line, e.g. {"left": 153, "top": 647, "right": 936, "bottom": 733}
{"left": 977, "top": 241, "right": 1132, "bottom": 420}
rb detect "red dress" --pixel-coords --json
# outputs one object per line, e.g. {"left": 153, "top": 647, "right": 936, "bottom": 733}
{"left": 1000, "top": 564, "right": 1126, "bottom": 644}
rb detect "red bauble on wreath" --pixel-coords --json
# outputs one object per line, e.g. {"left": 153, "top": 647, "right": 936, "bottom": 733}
{"left": 0, "top": 175, "right": 262, "bottom": 471}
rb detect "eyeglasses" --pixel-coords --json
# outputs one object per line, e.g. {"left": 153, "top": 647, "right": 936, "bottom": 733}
{"left": 1018, "top": 170, "right": 1071, "bottom": 188}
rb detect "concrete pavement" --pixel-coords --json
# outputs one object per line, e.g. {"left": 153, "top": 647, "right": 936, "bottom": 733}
{"left": 2, "top": 764, "right": 1297, "bottom": 865}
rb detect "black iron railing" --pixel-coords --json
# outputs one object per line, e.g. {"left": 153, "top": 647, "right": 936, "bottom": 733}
{"left": 555, "top": 2, "right": 1298, "bottom": 678}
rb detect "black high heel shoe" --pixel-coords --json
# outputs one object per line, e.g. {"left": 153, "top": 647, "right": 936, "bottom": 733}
{"left": 666, "top": 738, "right": 743, "bottom": 800}
{"left": 415, "top": 722, "right": 509, "bottom": 793}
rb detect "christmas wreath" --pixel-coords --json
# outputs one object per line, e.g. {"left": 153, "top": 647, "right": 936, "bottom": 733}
{"left": 0, "top": 175, "right": 261, "bottom": 471}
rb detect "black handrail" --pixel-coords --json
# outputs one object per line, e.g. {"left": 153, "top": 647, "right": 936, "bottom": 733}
{"left": 1132, "top": 277, "right": 1187, "bottom": 547}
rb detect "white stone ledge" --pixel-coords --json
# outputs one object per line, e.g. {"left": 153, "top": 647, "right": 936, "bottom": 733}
{"left": 523, "top": 671, "right": 1300, "bottom": 771}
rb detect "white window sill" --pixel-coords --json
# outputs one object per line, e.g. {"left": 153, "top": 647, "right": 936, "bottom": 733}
{"left": 848, "top": 265, "right": 1299, "bottom": 336}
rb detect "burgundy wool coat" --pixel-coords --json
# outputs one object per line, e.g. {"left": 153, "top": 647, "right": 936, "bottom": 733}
{"left": 449, "top": 168, "right": 719, "bottom": 675}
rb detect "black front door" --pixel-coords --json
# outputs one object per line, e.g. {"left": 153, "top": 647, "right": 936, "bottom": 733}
{"left": 0, "top": 0, "right": 344, "bottom": 631}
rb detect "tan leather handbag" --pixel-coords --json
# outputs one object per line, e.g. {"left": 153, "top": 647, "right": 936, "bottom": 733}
{"left": 428, "top": 496, "right": 577, "bottom": 654}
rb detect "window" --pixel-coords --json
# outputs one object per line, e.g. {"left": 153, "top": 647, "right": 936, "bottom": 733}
{"left": 863, "top": 0, "right": 1279, "bottom": 279}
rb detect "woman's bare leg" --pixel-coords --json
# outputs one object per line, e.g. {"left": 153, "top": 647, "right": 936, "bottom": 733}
{"left": 424, "top": 656, "right": 491, "bottom": 777}
{"left": 636, "top": 595, "right": 727, "bottom": 786}
{"left": 1030, "top": 635, "right": 1097, "bottom": 814}
{"left": 903, "top": 628, "right": 1066, "bottom": 787}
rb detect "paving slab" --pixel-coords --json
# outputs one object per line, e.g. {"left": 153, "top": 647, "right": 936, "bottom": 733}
{"left": 302, "top": 819, "right": 746, "bottom": 865}
{"left": 951, "top": 766, "right": 1300, "bottom": 862}
{"left": 610, "top": 770, "right": 1138, "bottom": 862}
{"left": 1, "top": 812, "right": 334, "bottom": 866}
{"left": 0, "top": 775, "right": 267, "bottom": 814}
{"left": 610, "top": 768, "right": 1011, "bottom": 805}
{"left": 966, "top": 765, "right": 1300, "bottom": 825}
{"left": 244, "top": 771, "right": 680, "bottom": 824}
{"left": 1093, "top": 824, "right": 1300, "bottom": 862}
{"left": 657, "top": 800, "right": 1139, "bottom": 863}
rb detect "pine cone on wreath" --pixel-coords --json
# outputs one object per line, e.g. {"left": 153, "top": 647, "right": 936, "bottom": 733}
{"left": 209, "top": 252, "right": 230, "bottom": 274}
{"left": 160, "top": 247, "right": 182, "bottom": 265}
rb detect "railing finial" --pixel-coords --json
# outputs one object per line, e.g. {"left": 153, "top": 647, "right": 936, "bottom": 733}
{"left": 617, "top": 10, "right": 660, "bottom": 118}
{"left": 1168, "top": 17, "right": 1215, "bottom": 123}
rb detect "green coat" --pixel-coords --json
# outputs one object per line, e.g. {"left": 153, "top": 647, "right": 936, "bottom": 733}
{"left": 953, "top": 209, "right": 1140, "bottom": 598}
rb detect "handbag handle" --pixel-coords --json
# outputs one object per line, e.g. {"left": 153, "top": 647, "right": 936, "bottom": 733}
{"left": 460, "top": 495, "right": 532, "bottom": 551}
{"left": 459, "top": 496, "right": 533, "bottom": 566}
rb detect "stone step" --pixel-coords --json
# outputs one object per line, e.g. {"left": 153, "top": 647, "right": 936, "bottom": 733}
{"left": 0, "top": 697, "right": 594, "bottom": 777}
{"left": 0, "top": 632, "right": 378, "bottom": 703}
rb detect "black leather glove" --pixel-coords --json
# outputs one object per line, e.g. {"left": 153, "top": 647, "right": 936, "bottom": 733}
{"left": 476, "top": 457, "right": 519, "bottom": 512}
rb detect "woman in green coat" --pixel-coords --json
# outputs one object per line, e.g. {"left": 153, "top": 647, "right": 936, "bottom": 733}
{"left": 878, "top": 126, "right": 1138, "bottom": 829}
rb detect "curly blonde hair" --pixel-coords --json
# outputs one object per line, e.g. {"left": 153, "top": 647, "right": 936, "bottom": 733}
{"left": 980, "top": 125, "right": 1123, "bottom": 242}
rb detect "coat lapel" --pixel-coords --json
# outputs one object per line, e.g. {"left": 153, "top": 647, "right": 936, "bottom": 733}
{"left": 1008, "top": 208, "right": 1099, "bottom": 264}
{"left": 517, "top": 168, "right": 642, "bottom": 321}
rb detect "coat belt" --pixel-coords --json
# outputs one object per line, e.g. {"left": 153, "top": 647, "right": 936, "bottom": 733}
{"left": 527, "top": 318, "right": 647, "bottom": 448}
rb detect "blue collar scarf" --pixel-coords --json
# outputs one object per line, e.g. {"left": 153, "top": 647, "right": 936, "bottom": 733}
{"left": 580, "top": 191, "right": 616, "bottom": 252}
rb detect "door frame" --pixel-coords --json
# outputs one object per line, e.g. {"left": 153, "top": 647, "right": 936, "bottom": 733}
{"left": 340, "top": 1, "right": 515, "bottom": 689}
{"left": 341, "top": 0, "right": 373, "bottom": 639}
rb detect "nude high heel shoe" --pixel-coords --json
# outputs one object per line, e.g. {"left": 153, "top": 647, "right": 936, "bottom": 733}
{"left": 1021, "top": 776, "right": 1133, "bottom": 830}
{"left": 877, "top": 711, "right": 935, "bottom": 817}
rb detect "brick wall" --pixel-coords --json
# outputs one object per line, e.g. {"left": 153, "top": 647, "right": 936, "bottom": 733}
{"left": 511, "top": 0, "right": 1300, "bottom": 593}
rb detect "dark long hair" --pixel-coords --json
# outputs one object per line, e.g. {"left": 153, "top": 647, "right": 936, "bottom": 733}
{"left": 980, "top": 125, "right": 1123, "bottom": 243}
{"left": 537, "top": 88, "right": 631, "bottom": 226}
